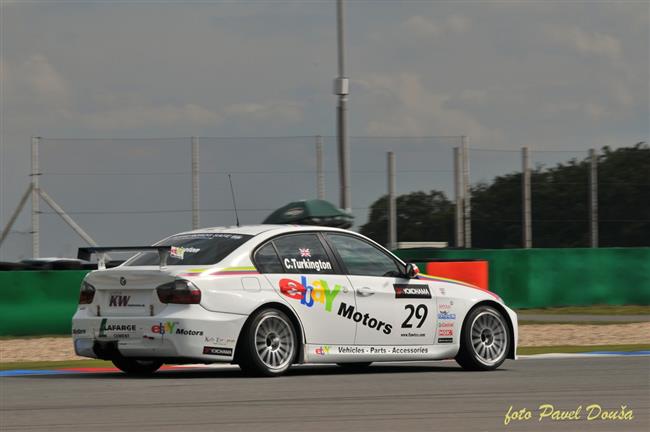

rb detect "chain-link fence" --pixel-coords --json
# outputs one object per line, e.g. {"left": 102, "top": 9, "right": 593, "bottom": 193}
{"left": 1, "top": 136, "right": 647, "bottom": 260}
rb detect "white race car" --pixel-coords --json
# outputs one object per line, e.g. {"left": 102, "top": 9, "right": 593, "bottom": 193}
{"left": 72, "top": 225, "right": 517, "bottom": 376}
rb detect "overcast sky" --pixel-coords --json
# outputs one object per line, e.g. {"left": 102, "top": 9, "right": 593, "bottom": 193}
{"left": 1, "top": 0, "right": 648, "bottom": 260}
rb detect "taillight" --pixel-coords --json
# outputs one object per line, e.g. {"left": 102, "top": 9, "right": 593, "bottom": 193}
{"left": 156, "top": 280, "right": 201, "bottom": 304}
{"left": 79, "top": 281, "right": 96, "bottom": 304}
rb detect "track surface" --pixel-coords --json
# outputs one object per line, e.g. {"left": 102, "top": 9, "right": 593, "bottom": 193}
{"left": 1, "top": 357, "right": 648, "bottom": 432}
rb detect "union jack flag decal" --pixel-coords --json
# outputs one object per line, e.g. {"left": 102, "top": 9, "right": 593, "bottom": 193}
{"left": 299, "top": 248, "right": 311, "bottom": 258}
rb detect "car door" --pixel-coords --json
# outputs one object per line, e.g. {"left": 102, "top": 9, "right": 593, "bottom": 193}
{"left": 255, "top": 232, "right": 357, "bottom": 345}
{"left": 323, "top": 233, "right": 436, "bottom": 346}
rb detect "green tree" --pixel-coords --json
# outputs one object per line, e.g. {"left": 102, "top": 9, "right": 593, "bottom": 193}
{"left": 361, "top": 143, "right": 649, "bottom": 248}
{"left": 359, "top": 190, "right": 454, "bottom": 247}
{"left": 471, "top": 142, "right": 649, "bottom": 247}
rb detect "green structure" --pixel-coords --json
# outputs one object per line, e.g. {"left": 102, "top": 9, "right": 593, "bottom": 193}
{"left": 0, "top": 270, "right": 87, "bottom": 336}
{"left": 395, "top": 248, "right": 650, "bottom": 309}
{"left": 1, "top": 248, "right": 649, "bottom": 336}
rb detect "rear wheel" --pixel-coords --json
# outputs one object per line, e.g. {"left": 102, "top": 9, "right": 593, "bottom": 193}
{"left": 456, "top": 305, "right": 510, "bottom": 371}
{"left": 238, "top": 308, "right": 297, "bottom": 377}
{"left": 112, "top": 357, "right": 163, "bottom": 375}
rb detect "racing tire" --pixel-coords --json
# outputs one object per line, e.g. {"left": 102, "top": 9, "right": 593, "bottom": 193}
{"left": 111, "top": 357, "right": 163, "bottom": 375}
{"left": 456, "top": 305, "right": 510, "bottom": 371}
{"left": 238, "top": 308, "right": 298, "bottom": 377}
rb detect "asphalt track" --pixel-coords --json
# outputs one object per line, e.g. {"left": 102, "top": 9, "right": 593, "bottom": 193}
{"left": 1, "top": 356, "right": 649, "bottom": 432}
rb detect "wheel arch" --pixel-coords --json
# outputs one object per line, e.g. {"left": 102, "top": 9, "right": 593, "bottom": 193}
{"left": 234, "top": 302, "right": 306, "bottom": 364}
{"left": 464, "top": 300, "right": 516, "bottom": 360}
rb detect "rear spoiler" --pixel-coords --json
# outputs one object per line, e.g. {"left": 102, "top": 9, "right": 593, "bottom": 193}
{"left": 78, "top": 246, "right": 172, "bottom": 270}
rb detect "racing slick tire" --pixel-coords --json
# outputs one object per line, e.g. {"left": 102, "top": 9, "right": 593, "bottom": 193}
{"left": 111, "top": 357, "right": 163, "bottom": 375}
{"left": 456, "top": 305, "right": 510, "bottom": 371}
{"left": 238, "top": 308, "right": 298, "bottom": 377}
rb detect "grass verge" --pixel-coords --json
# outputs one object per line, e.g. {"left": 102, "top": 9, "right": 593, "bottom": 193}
{"left": 519, "top": 320, "right": 648, "bottom": 325}
{"left": 0, "top": 359, "right": 112, "bottom": 371}
{"left": 518, "top": 344, "right": 650, "bottom": 355}
{"left": 516, "top": 305, "right": 650, "bottom": 315}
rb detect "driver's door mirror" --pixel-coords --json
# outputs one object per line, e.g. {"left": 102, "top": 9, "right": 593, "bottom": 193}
{"left": 405, "top": 263, "right": 420, "bottom": 279}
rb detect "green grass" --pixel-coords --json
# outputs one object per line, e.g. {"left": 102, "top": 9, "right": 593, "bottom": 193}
{"left": 516, "top": 305, "right": 650, "bottom": 315}
{"left": 519, "top": 320, "right": 647, "bottom": 325}
{"left": 0, "top": 359, "right": 112, "bottom": 371}
{"left": 518, "top": 344, "right": 650, "bottom": 355}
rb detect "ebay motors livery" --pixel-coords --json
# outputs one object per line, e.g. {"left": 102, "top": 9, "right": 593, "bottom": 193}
{"left": 72, "top": 225, "right": 518, "bottom": 376}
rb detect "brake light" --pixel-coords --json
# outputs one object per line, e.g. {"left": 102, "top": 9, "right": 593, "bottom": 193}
{"left": 79, "top": 281, "right": 96, "bottom": 304}
{"left": 156, "top": 280, "right": 201, "bottom": 304}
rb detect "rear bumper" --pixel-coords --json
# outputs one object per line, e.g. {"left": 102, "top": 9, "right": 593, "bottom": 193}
{"left": 71, "top": 305, "right": 247, "bottom": 363}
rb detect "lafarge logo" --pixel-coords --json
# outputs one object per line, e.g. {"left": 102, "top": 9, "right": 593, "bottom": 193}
{"left": 109, "top": 295, "right": 130, "bottom": 307}
{"left": 394, "top": 284, "right": 431, "bottom": 299}
{"left": 98, "top": 318, "right": 136, "bottom": 337}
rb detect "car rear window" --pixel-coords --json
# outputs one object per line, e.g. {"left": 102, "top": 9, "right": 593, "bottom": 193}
{"left": 125, "top": 233, "right": 253, "bottom": 266}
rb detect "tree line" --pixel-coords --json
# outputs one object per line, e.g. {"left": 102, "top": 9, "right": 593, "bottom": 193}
{"left": 360, "top": 143, "right": 649, "bottom": 248}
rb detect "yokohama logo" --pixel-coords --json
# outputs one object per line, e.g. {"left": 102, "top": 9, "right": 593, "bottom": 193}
{"left": 203, "top": 346, "right": 233, "bottom": 356}
{"left": 109, "top": 295, "right": 131, "bottom": 307}
{"left": 393, "top": 284, "right": 431, "bottom": 299}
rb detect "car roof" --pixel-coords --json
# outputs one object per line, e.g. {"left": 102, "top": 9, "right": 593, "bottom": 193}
{"left": 173, "top": 224, "right": 354, "bottom": 237}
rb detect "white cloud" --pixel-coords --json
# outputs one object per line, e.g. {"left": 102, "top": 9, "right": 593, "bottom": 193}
{"left": 74, "top": 103, "right": 223, "bottom": 130}
{"left": 446, "top": 14, "right": 471, "bottom": 33}
{"left": 404, "top": 15, "right": 442, "bottom": 37}
{"left": 403, "top": 13, "right": 471, "bottom": 38}
{"left": 224, "top": 100, "right": 303, "bottom": 123}
{"left": 356, "top": 73, "right": 501, "bottom": 145}
{"left": 546, "top": 26, "right": 622, "bottom": 61}
{"left": 6, "top": 54, "right": 71, "bottom": 110}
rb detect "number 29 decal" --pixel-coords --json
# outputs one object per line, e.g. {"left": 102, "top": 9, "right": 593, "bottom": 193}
{"left": 402, "top": 304, "right": 428, "bottom": 328}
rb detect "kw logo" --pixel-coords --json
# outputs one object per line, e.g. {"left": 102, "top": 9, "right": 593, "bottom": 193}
{"left": 109, "top": 295, "right": 130, "bottom": 307}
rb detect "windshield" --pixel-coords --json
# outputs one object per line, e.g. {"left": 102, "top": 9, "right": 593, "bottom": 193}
{"left": 125, "top": 233, "right": 253, "bottom": 266}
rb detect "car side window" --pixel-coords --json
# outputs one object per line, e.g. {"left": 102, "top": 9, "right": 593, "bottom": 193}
{"left": 272, "top": 233, "right": 335, "bottom": 274}
{"left": 254, "top": 243, "right": 284, "bottom": 273}
{"left": 326, "top": 233, "right": 402, "bottom": 277}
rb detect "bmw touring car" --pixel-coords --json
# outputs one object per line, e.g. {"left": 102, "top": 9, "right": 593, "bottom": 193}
{"left": 72, "top": 225, "right": 518, "bottom": 376}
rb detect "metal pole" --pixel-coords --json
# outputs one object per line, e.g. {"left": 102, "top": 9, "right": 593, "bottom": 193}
{"left": 0, "top": 184, "right": 33, "bottom": 247}
{"left": 31, "top": 136, "right": 40, "bottom": 258}
{"left": 461, "top": 136, "right": 471, "bottom": 248}
{"left": 453, "top": 147, "right": 464, "bottom": 248}
{"left": 387, "top": 152, "right": 397, "bottom": 250}
{"left": 335, "top": 0, "right": 350, "bottom": 212}
{"left": 316, "top": 135, "right": 325, "bottom": 200}
{"left": 589, "top": 148, "right": 599, "bottom": 248}
{"left": 522, "top": 146, "right": 532, "bottom": 248}
{"left": 39, "top": 189, "right": 97, "bottom": 246}
{"left": 191, "top": 136, "right": 200, "bottom": 230}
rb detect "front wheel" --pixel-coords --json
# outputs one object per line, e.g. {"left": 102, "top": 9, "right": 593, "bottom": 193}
{"left": 456, "top": 305, "right": 510, "bottom": 371}
{"left": 238, "top": 308, "right": 298, "bottom": 377}
{"left": 112, "top": 357, "right": 163, "bottom": 375}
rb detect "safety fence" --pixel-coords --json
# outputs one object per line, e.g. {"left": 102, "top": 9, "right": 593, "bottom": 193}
{"left": 3, "top": 137, "right": 648, "bottom": 261}
{"left": 1, "top": 247, "right": 649, "bottom": 336}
